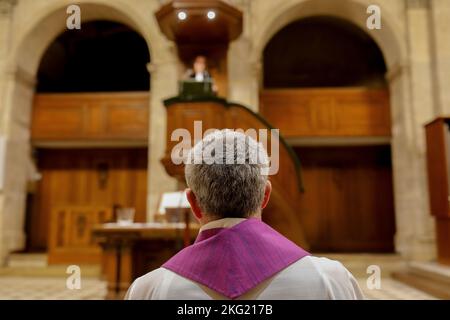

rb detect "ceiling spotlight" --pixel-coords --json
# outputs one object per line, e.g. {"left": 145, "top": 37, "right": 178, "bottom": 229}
{"left": 207, "top": 11, "right": 216, "bottom": 20}
{"left": 177, "top": 11, "right": 187, "bottom": 21}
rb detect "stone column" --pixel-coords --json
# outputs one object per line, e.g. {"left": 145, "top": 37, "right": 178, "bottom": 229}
{"left": 0, "top": 0, "right": 16, "bottom": 109}
{"left": 388, "top": 64, "right": 432, "bottom": 260}
{"left": 429, "top": 0, "right": 450, "bottom": 114}
{"left": 0, "top": 69, "right": 36, "bottom": 261}
{"left": 146, "top": 48, "right": 179, "bottom": 221}
{"left": 227, "top": 37, "right": 260, "bottom": 111}
{"left": 227, "top": 0, "right": 261, "bottom": 111}
{"left": 0, "top": 0, "right": 36, "bottom": 265}
{"left": 389, "top": 0, "right": 436, "bottom": 261}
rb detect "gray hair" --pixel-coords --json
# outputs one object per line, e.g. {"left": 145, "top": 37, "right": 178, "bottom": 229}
{"left": 185, "top": 129, "right": 269, "bottom": 218}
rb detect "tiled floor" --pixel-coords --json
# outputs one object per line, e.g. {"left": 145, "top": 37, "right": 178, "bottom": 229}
{"left": 0, "top": 276, "right": 106, "bottom": 300}
{"left": 0, "top": 253, "right": 439, "bottom": 300}
{"left": 0, "top": 275, "right": 437, "bottom": 300}
{"left": 357, "top": 277, "right": 436, "bottom": 300}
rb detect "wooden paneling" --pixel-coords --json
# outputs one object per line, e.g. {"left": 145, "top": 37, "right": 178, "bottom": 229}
{"left": 260, "top": 88, "right": 391, "bottom": 137}
{"left": 425, "top": 118, "right": 450, "bottom": 218}
{"left": 28, "top": 148, "right": 148, "bottom": 257}
{"left": 48, "top": 206, "right": 113, "bottom": 264}
{"left": 296, "top": 146, "right": 396, "bottom": 252}
{"left": 436, "top": 218, "right": 450, "bottom": 265}
{"left": 31, "top": 92, "right": 149, "bottom": 142}
{"left": 424, "top": 117, "right": 450, "bottom": 265}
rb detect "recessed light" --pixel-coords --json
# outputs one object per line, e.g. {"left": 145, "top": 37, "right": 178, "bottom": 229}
{"left": 207, "top": 11, "right": 216, "bottom": 20}
{"left": 177, "top": 11, "right": 187, "bottom": 21}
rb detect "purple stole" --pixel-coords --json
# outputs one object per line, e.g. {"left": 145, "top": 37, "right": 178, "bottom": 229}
{"left": 162, "top": 218, "right": 309, "bottom": 299}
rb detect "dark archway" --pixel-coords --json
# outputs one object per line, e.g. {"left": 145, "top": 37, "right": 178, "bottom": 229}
{"left": 263, "top": 16, "right": 387, "bottom": 88}
{"left": 37, "top": 20, "right": 150, "bottom": 92}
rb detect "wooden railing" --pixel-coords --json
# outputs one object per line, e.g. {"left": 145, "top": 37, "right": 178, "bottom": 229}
{"left": 31, "top": 92, "right": 150, "bottom": 143}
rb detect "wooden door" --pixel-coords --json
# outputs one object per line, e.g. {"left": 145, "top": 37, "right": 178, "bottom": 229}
{"left": 27, "top": 148, "right": 148, "bottom": 251}
{"left": 296, "top": 146, "right": 395, "bottom": 252}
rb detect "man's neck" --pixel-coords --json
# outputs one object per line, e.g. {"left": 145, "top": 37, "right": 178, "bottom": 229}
{"left": 199, "top": 215, "right": 262, "bottom": 232}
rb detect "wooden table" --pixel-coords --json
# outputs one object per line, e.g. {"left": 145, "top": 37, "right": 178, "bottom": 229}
{"left": 93, "top": 222, "right": 200, "bottom": 299}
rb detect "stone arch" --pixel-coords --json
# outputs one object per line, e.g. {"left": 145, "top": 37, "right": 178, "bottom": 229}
{"left": 252, "top": 0, "right": 406, "bottom": 71}
{"left": 9, "top": 1, "right": 163, "bottom": 78}
{"left": 262, "top": 15, "right": 388, "bottom": 88}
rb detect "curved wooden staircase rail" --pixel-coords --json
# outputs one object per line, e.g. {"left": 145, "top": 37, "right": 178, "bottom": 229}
{"left": 227, "top": 102, "right": 308, "bottom": 248}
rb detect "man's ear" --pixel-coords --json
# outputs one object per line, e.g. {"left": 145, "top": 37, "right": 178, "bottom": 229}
{"left": 186, "top": 188, "right": 203, "bottom": 220}
{"left": 261, "top": 180, "right": 272, "bottom": 209}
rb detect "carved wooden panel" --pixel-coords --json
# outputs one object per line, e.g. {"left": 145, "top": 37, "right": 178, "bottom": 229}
{"left": 260, "top": 88, "right": 391, "bottom": 137}
{"left": 48, "top": 206, "right": 113, "bottom": 264}
{"left": 31, "top": 92, "right": 149, "bottom": 142}
{"left": 28, "top": 148, "right": 148, "bottom": 253}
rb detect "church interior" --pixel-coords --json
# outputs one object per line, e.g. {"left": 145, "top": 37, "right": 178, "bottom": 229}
{"left": 0, "top": 0, "right": 449, "bottom": 300}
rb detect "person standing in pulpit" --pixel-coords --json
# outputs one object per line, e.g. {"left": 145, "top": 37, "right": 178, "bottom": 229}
{"left": 125, "top": 130, "right": 364, "bottom": 300}
{"left": 183, "top": 55, "right": 218, "bottom": 93}
{"left": 184, "top": 55, "right": 211, "bottom": 81}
